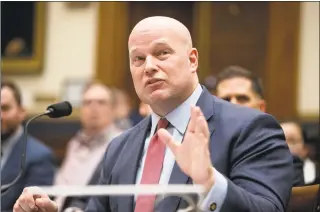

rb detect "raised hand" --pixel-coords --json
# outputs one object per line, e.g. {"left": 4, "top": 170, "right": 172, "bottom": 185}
{"left": 158, "top": 106, "right": 215, "bottom": 191}
{"left": 13, "top": 186, "right": 58, "bottom": 212}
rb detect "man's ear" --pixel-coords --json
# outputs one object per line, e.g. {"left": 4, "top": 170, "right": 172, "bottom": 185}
{"left": 189, "top": 48, "right": 198, "bottom": 73}
{"left": 19, "top": 107, "right": 27, "bottom": 122}
{"left": 259, "top": 100, "right": 267, "bottom": 113}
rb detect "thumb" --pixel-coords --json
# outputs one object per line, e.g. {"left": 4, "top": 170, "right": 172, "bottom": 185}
{"left": 158, "top": 128, "right": 179, "bottom": 155}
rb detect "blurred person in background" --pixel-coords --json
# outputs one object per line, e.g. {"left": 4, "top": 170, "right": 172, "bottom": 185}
{"left": 112, "top": 88, "right": 133, "bottom": 130}
{"left": 203, "top": 75, "right": 217, "bottom": 94}
{"left": 54, "top": 82, "right": 122, "bottom": 211}
{"left": 213, "top": 65, "right": 266, "bottom": 112}
{"left": 281, "top": 120, "right": 319, "bottom": 185}
{"left": 213, "top": 65, "right": 305, "bottom": 186}
{"left": 139, "top": 101, "right": 152, "bottom": 117}
{"left": 127, "top": 101, "right": 152, "bottom": 126}
{"left": 1, "top": 80, "right": 56, "bottom": 211}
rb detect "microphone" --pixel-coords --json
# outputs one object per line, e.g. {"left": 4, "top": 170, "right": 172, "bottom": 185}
{"left": 1, "top": 101, "right": 73, "bottom": 194}
{"left": 46, "top": 101, "right": 72, "bottom": 118}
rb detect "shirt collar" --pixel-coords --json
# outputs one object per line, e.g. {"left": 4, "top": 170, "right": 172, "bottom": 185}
{"left": 150, "top": 84, "right": 203, "bottom": 135}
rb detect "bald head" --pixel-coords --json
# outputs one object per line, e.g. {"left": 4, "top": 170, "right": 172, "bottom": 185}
{"left": 129, "top": 16, "right": 192, "bottom": 51}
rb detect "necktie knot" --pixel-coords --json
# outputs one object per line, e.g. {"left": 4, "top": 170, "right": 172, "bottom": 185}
{"left": 157, "top": 118, "right": 169, "bottom": 130}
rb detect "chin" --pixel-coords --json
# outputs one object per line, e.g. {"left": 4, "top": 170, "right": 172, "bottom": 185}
{"left": 148, "top": 89, "right": 170, "bottom": 102}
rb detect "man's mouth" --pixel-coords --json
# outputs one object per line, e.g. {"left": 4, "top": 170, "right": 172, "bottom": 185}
{"left": 147, "top": 78, "right": 163, "bottom": 85}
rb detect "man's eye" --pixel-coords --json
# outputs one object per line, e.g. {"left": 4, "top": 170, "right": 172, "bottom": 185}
{"left": 236, "top": 95, "right": 250, "bottom": 103}
{"left": 222, "top": 97, "right": 231, "bottom": 102}
{"left": 135, "top": 56, "right": 145, "bottom": 61}
{"left": 161, "top": 50, "right": 169, "bottom": 55}
{"left": 158, "top": 50, "right": 170, "bottom": 56}
{"left": 1, "top": 105, "right": 10, "bottom": 111}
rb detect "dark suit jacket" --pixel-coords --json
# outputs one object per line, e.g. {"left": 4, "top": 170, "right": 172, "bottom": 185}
{"left": 292, "top": 155, "right": 305, "bottom": 186}
{"left": 85, "top": 87, "right": 294, "bottom": 212}
{"left": 1, "top": 134, "right": 56, "bottom": 211}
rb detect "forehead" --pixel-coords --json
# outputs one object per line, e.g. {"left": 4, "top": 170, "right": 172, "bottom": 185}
{"left": 83, "top": 85, "right": 110, "bottom": 100}
{"left": 217, "top": 77, "right": 254, "bottom": 96}
{"left": 1, "top": 87, "right": 16, "bottom": 104}
{"left": 129, "top": 28, "right": 180, "bottom": 52}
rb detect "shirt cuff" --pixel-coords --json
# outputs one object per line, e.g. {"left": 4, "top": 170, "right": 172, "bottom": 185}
{"left": 63, "top": 207, "right": 83, "bottom": 212}
{"left": 199, "top": 169, "right": 228, "bottom": 212}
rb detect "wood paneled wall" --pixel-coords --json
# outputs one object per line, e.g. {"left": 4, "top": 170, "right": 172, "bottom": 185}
{"left": 208, "top": 2, "right": 269, "bottom": 78}
{"left": 95, "top": 2, "right": 129, "bottom": 89}
{"left": 95, "top": 2, "right": 302, "bottom": 120}
{"left": 264, "top": 2, "right": 301, "bottom": 120}
{"left": 193, "top": 2, "right": 214, "bottom": 81}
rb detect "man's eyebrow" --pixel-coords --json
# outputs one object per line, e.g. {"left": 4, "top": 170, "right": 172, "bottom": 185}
{"left": 129, "top": 47, "right": 138, "bottom": 55}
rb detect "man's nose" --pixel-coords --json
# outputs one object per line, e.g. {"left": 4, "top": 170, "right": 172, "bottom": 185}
{"left": 144, "top": 56, "right": 158, "bottom": 75}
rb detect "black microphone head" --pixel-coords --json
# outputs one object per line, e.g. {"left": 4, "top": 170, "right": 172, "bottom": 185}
{"left": 46, "top": 101, "right": 72, "bottom": 118}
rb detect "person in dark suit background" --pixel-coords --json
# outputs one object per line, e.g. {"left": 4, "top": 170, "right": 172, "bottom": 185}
{"left": 1, "top": 80, "right": 56, "bottom": 211}
{"left": 213, "top": 65, "right": 305, "bottom": 186}
{"left": 212, "top": 65, "right": 266, "bottom": 112}
{"left": 14, "top": 16, "right": 294, "bottom": 212}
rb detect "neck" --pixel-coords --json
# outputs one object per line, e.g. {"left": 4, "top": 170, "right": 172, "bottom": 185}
{"left": 151, "top": 82, "right": 198, "bottom": 117}
{"left": 1, "top": 126, "right": 20, "bottom": 144}
{"left": 83, "top": 124, "right": 110, "bottom": 137}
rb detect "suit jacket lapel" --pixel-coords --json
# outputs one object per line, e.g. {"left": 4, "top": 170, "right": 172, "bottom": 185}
{"left": 197, "top": 87, "right": 216, "bottom": 136}
{"left": 157, "top": 87, "right": 216, "bottom": 212}
{"left": 114, "top": 117, "right": 151, "bottom": 212}
{"left": 1, "top": 136, "right": 23, "bottom": 185}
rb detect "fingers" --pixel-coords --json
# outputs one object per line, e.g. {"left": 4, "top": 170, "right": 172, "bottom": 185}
{"left": 15, "top": 188, "right": 38, "bottom": 212}
{"left": 194, "top": 108, "right": 210, "bottom": 140}
{"left": 158, "top": 128, "right": 179, "bottom": 155}
{"left": 14, "top": 187, "right": 56, "bottom": 212}
{"left": 13, "top": 202, "right": 28, "bottom": 212}
{"left": 186, "top": 106, "right": 199, "bottom": 133}
{"left": 188, "top": 106, "right": 209, "bottom": 137}
{"left": 35, "top": 198, "right": 58, "bottom": 212}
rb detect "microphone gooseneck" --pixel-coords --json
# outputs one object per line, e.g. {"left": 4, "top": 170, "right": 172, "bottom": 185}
{"left": 1, "top": 101, "right": 72, "bottom": 195}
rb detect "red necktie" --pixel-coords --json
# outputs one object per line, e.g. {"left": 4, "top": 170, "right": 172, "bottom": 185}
{"left": 134, "top": 118, "right": 169, "bottom": 212}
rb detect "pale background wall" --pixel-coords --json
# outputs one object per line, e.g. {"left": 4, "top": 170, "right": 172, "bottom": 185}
{"left": 4, "top": 2, "right": 319, "bottom": 117}
{"left": 298, "top": 2, "right": 319, "bottom": 116}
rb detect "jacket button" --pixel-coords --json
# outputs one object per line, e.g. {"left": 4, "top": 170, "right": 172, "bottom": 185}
{"left": 210, "top": 203, "right": 217, "bottom": 211}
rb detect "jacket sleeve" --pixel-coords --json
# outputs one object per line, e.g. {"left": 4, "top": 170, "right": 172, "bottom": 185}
{"left": 292, "top": 155, "right": 305, "bottom": 186}
{"left": 217, "top": 113, "right": 293, "bottom": 212}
